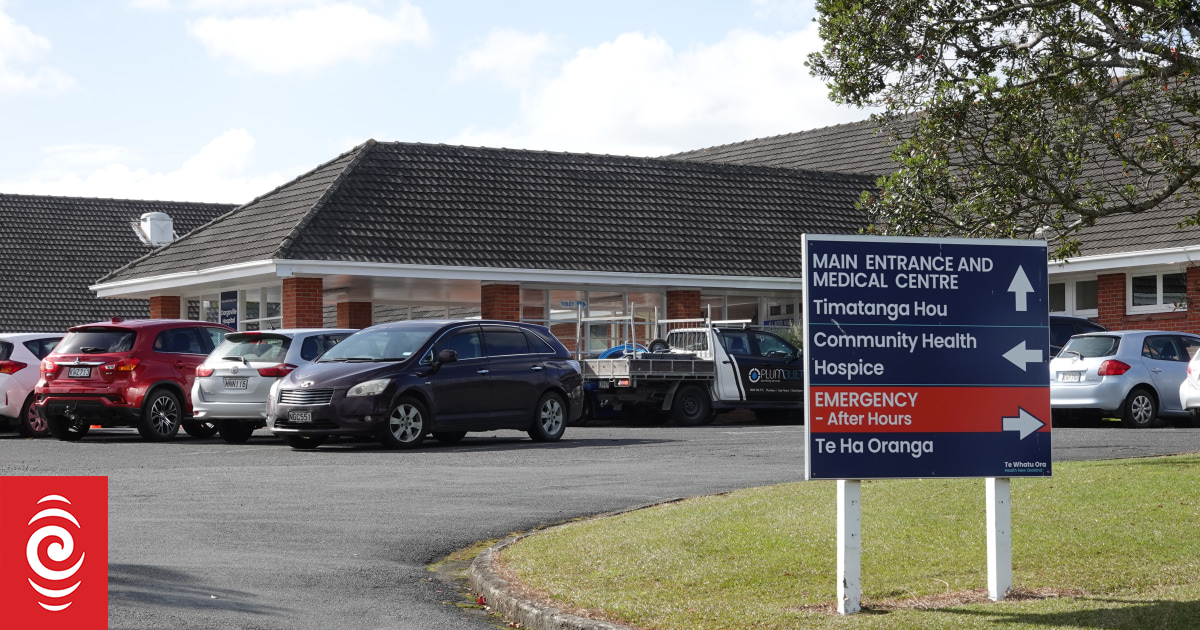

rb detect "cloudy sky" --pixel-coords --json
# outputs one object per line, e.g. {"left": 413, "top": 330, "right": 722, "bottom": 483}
{"left": 0, "top": 0, "right": 871, "bottom": 204}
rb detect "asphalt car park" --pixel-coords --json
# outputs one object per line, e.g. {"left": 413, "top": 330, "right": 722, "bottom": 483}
{"left": 4, "top": 419, "right": 1200, "bottom": 630}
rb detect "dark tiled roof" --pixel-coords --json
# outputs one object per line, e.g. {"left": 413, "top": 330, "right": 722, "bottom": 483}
{"left": 673, "top": 121, "right": 1200, "bottom": 258}
{"left": 0, "top": 194, "right": 233, "bottom": 332}
{"left": 102, "top": 142, "right": 875, "bottom": 282}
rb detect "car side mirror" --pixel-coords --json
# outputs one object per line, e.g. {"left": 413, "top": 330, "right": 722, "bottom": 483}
{"left": 437, "top": 349, "right": 458, "bottom": 364}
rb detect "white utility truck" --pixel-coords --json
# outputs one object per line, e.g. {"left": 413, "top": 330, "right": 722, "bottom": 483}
{"left": 579, "top": 321, "right": 804, "bottom": 425}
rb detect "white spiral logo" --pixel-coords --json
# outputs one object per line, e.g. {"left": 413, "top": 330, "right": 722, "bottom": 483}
{"left": 26, "top": 494, "right": 86, "bottom": 612}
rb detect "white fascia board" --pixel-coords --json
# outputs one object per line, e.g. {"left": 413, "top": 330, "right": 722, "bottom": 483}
{"left": 92, "top": 259, "right": 804, "bottom": 297}
{"left": 1048, "top": 245, "right": 1200, "bottom": 275}
{"left": 90, "top": 260, "right": 280, "bottom": 297}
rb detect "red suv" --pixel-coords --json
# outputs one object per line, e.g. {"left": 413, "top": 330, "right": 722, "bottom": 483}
{"left": 35, "top": 318, "right": 233, "bottom": 442}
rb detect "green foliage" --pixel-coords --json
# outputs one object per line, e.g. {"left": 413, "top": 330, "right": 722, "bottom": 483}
{"left": 808, "top": 1, "right": 1200, "bottom": 258}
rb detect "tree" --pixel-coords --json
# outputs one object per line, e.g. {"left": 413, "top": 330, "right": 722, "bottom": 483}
{"left": 808, "top": 1, "right": 1200, "bottom": 258}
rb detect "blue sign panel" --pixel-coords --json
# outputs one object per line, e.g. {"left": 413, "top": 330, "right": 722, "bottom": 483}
{"left": 803, "top": 235, "right": 1052, "bottom": 480}
{"left": 220, "top": 291, "right": 238, "bottom": 329}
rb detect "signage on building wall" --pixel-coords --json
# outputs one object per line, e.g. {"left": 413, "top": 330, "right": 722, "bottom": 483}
{"left": 220, "top": 291, "right": 238, "bottom": 329}
{"left": 802, "top": 235, "right": 1052, "bottom": 480}
{"left": 559, "top": 300, "right": 587, "bottom": 309}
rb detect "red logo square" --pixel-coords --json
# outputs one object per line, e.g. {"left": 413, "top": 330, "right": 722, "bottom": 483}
{"left": 0, "top": 476, "right": 108, "bottom": 630}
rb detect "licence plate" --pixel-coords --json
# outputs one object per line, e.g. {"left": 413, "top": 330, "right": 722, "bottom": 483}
{"left": 224, "top": 377, "right": 248, "bottom": 390}
{"left": 1058, "top": 372, "right": 1082, "bottom": 383}
{"left": 67, "top": 367, "right": 91, "bottom": 378}
{"left": 288, "top": 410, "right": 312, "bottom": 423}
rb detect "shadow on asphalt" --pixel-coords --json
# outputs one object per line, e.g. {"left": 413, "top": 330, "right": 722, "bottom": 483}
{"left": 285, "top": 435, "right": 678, "bottom": 454}
{"left": 109, "top": 564, "right": 287, "bottom": 616}
{"left": 944, "top": 597, "right": 1200, "bottom": 629}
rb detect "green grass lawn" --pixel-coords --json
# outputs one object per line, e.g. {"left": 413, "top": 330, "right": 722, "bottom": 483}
{"left": 499, "top": 454, "right": 1200, "bottom": 629}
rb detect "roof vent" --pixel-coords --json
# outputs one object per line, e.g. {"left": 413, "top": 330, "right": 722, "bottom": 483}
{"left": 137, "top": 212, "right": 175, "bottom": 247}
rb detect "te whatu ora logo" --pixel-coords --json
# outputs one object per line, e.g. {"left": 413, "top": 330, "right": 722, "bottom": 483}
{"left": 0, "top": 476, "right": 108, "bottom": 630}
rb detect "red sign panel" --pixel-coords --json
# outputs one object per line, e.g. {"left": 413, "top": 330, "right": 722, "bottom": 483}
{"left": 0, "top": 476, "right": 108, "bottom": 630}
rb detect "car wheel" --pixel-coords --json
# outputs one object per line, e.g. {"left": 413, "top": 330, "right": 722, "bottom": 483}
{"left": 671, "top": 384, "right": 714, "bottom": 426}
{"left": 380, "top": 398, "right": 427, "bottom": 449}
{"left": 17, "top": 394, "right": 48, "bottom": 438}
{"left": 46, "top": 415, "right": 89, "bottom": 441}
{"left": 1121, "top": 387, "right": 1158, "bottom": 429}
{"left": 138, "top": 389, "right": 182, "bottom": 441}
{"left": 432, "top": 431, "right": 466, "bottom": 444}
{"left": 281, "top": 434, "right": 327, "bottom": 450}
{"left": 218, "top": 420, "right": 255, "bottom": 444}
{"left": 648, "top": 338, "right": 669, "bottom": 353}
{"left": 182, "top": 420, "right": 219, "bottom": 438}
{"left": 528, "top": 392, "right": 567, "bottom": 442}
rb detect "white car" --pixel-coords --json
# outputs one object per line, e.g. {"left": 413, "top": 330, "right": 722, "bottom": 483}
{"left": 192, "top": 329, "right": 354, "bottom": 443}
{"left": 0, "top": 333, "right": 63, "bottom": 436}
{"left": 1178, "top": 349, "right": 1200, "bottom": 421}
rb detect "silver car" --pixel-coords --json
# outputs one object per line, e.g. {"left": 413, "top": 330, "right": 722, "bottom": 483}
{"left": 1050, "top": 330, "right": 1200, "bottom": 428}
{"left": 192, "top": 329, "right": 354, "bottom": 442}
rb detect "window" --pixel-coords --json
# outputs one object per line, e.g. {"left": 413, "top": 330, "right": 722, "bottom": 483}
{"left": 1142, "top": 336, "right": 1185, "bottom": 362}
{"left": 1128, "top": 272, "right": 1188, "bottom": 313}
{"left": 1075, "top": 280, "right": 1098, "bottom": 311}
{"left": 300, "top": 334, "right": 349, "bottom": 362}
{"left": 436, "top": 328, "right": 483, "bottom": 360}
{"left": 484, "top": 329, "right": 530, "bottom": 356}
{"left": 1048, "top": 283, "right": 1066, "bottom": 312}
{"left": 202, "top": 327, "right": 226, "bottom": 351}
{"left": 1048, "top": 279, "right": 1097, "bottom": 316}
{"left": 154, "top": 328, "right": 205, "bottom": 354}
{"left": 23, "top": 337, "right": 60, "bottom": 359}
{"left": 523, "top": 329, "right": 556, "bottom": 354}
{"left": 754, "top": 332, "right": 794, "bottom": 358}
{"left": 720, "top": 332, "right": 751, "bottom": 356}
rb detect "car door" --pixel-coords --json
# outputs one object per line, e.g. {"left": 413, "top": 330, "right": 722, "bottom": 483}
{"left": 715, "top": 330, "right": 752, "bottom": 401}
{"left": 742, "top": 331, "right": 804, "bottom": 402}
{"left": 482, "top": 325, "right": 544, "bottom": 428}
{"left": 1140, "top": 335, "right": 1188, "bottom": 411}
{"left": 427, "top": 326, "right": 491, "bottom": 429}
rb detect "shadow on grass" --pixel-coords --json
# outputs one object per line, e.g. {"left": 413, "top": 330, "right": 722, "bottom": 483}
{"left": 944, "top": 598, "right": 1200, "bottom": 629}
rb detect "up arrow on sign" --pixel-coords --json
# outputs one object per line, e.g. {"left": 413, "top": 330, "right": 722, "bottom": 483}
{"left": 1002, "top": 408, "right": 1046, "bottom": 440}
{"left": 1002, "top": 341, "right": 1043, "bottom": 371}
{"left": 1008, "top": 266, "right": 1034, "bottom": 312}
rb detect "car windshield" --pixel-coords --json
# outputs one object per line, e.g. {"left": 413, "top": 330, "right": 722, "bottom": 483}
{"left": 1061, "top": 335, "right": 1120, "bottom": 358}
{"left": 56, "top": 329, "right": 136, "bottom": 354}
{"left": 214, "top": 336, "right": 290, "bottom": 363}
{"left": 317, "top": 325, "right": 441, "bottom": 362}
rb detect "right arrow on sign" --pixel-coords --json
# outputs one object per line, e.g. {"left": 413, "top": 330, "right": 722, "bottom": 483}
{"left": 1002, "top": 341, "right": 1042, "bottom": 371}
{"left": 1002, "top": 408, "right": 1046, "bottom": 439}
{"left": 1008, "top": 266, "right": 1033, "bottom": 312}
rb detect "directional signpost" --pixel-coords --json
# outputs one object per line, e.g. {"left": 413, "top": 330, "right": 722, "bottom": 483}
{"left": 802, "top": 234, "right": 1051, "bottom": 613}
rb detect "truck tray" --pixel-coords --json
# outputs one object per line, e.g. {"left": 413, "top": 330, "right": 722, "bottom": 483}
{"left": 582, "top": 357, "right": 715, "bottom": 380}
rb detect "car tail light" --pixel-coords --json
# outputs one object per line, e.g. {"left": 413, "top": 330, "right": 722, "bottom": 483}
{"left": 1098, "top": 360, "right": 1131, "bottom": 376}
{"left": 196, "top": 367, "right": 215, "bottom": 377}
{"left": 0, "top": 360, "right": 26, "bottom": 375}
{"left": 101, "top": 358, "right": 140, "bottom": 374}
{"left": 40, "top": 360, "right": 56, "bottom": 374}
{"left": 258, "top": 363, "right": 297, "bottom": 377}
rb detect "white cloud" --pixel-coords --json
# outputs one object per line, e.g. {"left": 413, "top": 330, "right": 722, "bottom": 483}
{"left": 452, "top": 29, "right": 561, "bottom": 89}
{"left": 4, "top": 129, "right": 293, "bottom": 204}
{"left": 128, "top": 0, "right": 172, "bottom": 9}
{"left": 188, "top": 2, "right": 431, "bottom": 74}
{"left": 0, "top": 8, "right": 75, "bottom": 93}
{"left": 452, "top": 26, "right": 872, "bottom": 156}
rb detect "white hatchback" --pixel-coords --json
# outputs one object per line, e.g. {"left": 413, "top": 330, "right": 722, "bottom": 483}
{"left": 192, "top": 329, "right": 354, "bottom": 442}
{"left": 1178, "top": 350, "right": 1200, "bottom": 421}
{"left": 0, "top": 333, "right": 63, "bottom": 436}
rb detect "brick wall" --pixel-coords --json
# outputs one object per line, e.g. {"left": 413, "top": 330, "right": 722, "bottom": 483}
{"left": 283, "top": 277, "right": 324, "bottom": 328}
{"left": 1095, "top": 267, "right": 1200, "bottom": 334}
{"left": 336, "top": 301, "right": 372, "bottom": 329}
{"left": 149, "top": 295, "right": 180, "bottom": 319}
{"left": 665, "top": 290, "right": 701, "bottom": 331}
{"left": 481, "top": 283, "right": 520, "bottom": 321}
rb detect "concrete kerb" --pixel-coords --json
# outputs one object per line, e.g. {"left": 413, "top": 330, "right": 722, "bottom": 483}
{"left": 467, "top": 498, "right": 690, "bottom": 630}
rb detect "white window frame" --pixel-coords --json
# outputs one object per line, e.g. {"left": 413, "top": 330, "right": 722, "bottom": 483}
{"left": 1047, "top": 276, "right": 1100, "bottom": 318}
{"left": 1126, "top": 268, "right": 1188, "bottom": 315}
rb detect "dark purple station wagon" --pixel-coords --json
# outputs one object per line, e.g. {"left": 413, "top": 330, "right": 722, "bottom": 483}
{"left": 266, "top": 320, "right": 584, "bottom": 449}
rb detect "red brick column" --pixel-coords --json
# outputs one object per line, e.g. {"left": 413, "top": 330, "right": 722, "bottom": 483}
{"left": 283, "top": 277, "right": 324, "bottom": 328}
{"left": 336, "top": 302, "right": 373, "bottom": 329}
{"left": 149, "top": 296, "right": 180, "bottom": 319}
{"left": 481, "top": 283, "right": 520, "bottom": 321}
{"left": 665, "top": 289, "right": 702, "bottom": 332}
{"left": 1096, "top": 273, "right": 1126, "bottom": 331}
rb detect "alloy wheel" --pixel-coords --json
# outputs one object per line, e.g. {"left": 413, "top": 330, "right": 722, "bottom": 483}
{"left": 389, "top": 403, "right": 424, "bottom": 443}
{"left": 539, "top": 397, "right": 564, "bottom": 436}
{"left": 150, "top": 395, "right": 180, "bottom": 435}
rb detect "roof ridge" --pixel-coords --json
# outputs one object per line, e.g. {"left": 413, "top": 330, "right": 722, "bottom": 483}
{"left": 98, "top": 140, "right": 374, "bottom": 284}
{"left": 272, "top": 139, "right": 377, "bottom": 259}
{"left": 662, "top": 118, "right": 884, "bottom": 158}
{"left": 0, "top": 191, "right": 233, "bottom": 209}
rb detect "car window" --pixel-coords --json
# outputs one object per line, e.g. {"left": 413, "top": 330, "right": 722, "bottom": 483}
{"left": 23, "top": 338, "right": 61, "bottom": 359}
{"left": 58, "top": 329, "right": 136, "bottom": 354}
{"left": 1061, "top": 335, "right": 1119, "bottom": 358}
{"left": 300, "top": 334, "right": 348, "bottom": 362}
{"left": 202, "top": 327, "right": 226, "bottom": 351}
{"left": 720, "top": 332, "right": 752, "bottom": 356}
{"left": 753, "top": 332, "right": 794, "bottom": 358}
{"left": 484, "top": 329, "right": 530, "bottom": 356}
{"left": 1181, "top": 337, "right": 1200, "bottom": 362}
{"left": 1079, "top": 323, "right": 1106, "bottom": 335}
{"left": 154, "top": 328, "right": 205, "bottom": 354}
{"left": 320, "top": 326, "right": 439, "bottom": 362}
{"left": 1050, "top": 323, "right": 1075, "bottom": 348}
{"left": 436, "top": 328, "right": 483, "bottom": 360}
{"left": 0, "top": 342, "right": 11, "bottom": 361}
{"left": 216, "top": 337, "right": 290, "bottom": 362}
{"left": 523, "top": 329, "right": 556, "bottom": 354}
{"left": 1142, "top": 336, "right": 1184, "bottom": 362}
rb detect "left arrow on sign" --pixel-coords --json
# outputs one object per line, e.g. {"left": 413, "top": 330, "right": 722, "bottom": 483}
{"left": 1008, "top": 266, "right": 1034, "bottom": 312}
{"left": 1002, "top": 408, "right": 1046, "bottom": 440}
{"left": 1002, "top": 341, "right": 1042, "bottom": 371}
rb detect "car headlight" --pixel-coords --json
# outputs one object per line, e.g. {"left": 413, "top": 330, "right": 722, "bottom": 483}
{"left": 347, "top": 379, "right": 389, "bottom": 397}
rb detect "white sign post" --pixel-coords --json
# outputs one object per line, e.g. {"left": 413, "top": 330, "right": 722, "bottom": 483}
{"left": 986, "top": 477, "right": 1013, "bottom": 600}
{"left": 837, "top": 479, "right": 862, "bottom": 614}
